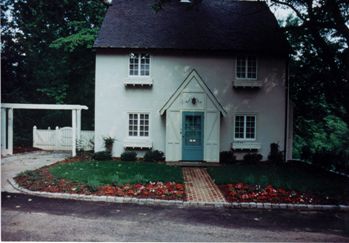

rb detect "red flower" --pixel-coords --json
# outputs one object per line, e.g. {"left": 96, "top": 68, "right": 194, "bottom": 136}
{"left": 175, "top": 184, "right": 184, "bottom": 190}
{"left": 127, "top": 189, "right": 135, "bottom": 196}
{"left": 235, "top": 183, "right": 245, "bottom": 189}
{"left": 134, "top": 184, "right": 143, "bottom": 189}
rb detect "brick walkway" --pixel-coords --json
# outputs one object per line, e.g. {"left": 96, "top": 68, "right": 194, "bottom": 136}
{"left": 183, "top": 167, "right": 226, "bottom": 203}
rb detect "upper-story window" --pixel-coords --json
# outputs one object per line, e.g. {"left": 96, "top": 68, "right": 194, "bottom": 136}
{"left": 236, "top": 56, "right": 257, "bottom": 79}
{"left": 234, "top": 114, "right": 256, "bottom": 140}
{"left": 129, "top": 53, "right": 150, "bottom": 76}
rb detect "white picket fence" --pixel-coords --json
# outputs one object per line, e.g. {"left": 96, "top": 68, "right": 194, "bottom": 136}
{"left": 33, "top": 126, "right": 94, "bottom": 151}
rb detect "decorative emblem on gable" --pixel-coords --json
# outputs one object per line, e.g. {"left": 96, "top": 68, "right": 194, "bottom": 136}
{"left": 182, "top": 93, "right": 205, "bottom": 110}
{"left": 185, "top": 96, "right": 203, "bottom": 105}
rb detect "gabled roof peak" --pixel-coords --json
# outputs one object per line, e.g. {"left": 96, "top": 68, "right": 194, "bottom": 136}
{"left": 159, "top": 69, "right": 227, "bottom": 116}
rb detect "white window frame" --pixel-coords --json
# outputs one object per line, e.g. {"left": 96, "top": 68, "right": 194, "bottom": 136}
{"left": 127, "top": 112, "right": 150, "bottom": 137}
{"left": 235, "top": 56, "right": 257, "bottom": 80}
{"left": 234, "top": 114, "right": 257, "bottom": 141}
{"left": 128, "top": 53, "right": 151, "bottom": 77}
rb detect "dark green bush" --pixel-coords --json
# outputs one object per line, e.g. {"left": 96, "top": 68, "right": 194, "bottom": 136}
{"left": 93, "top": 151, "right": 112, "bottom": 161}
{"left": 121, "top": 151, "right": 137, "bottom": 161}
{"left": 268, "top": 143, "right": 284, "bottom": 163}
{"left": 219, "top": 151, "right": 236, "bottom": 164}
{"left": 87, "top": 177, "right": 101, "bottom": 192}
{"left": 334, "top": 152, "right": 349, "bottom": 174}
{"left": 243, "top": 153, "right": 263, "bottom": 163}
{"left": 312, "top": 149, "right": 348, "bottom": 171}
{"left": 301, "top": 145, "right": 312, "bottom": 162}
{"left": 144, "top": 150, "right": 165, "bottom": 162}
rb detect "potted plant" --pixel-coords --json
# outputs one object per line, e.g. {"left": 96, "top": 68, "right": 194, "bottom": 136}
{"left": 103, "top": 136, "right": 115, "bottom": 154}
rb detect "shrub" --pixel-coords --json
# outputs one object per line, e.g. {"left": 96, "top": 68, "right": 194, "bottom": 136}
{"left": 268, "top": 143, "right": 284, "bottom": 163}
{"left": 87, "top": 177, "right": 101, "bottom": 192}
{"left": 93, "top": 151, "right": 112, "bottom": 161}
{"left": 17, "top": 170, "right": 41, "bottom": 180}
{"left": 243, "top": 153, "right": 263, "bottom": 163}
{"left": 121, "top": 151, "right": 137, "bottom": 161}
{"left": 143, "top": 150, "right": 165, "bottom": 162}
{"left": 103, "top": 136, "right": 115, "bottom": 153}
{"left": 312, "top": 149, "right": 349, "bottom": 171}
{"left": 219, "top": 151, "right": 236, "bottom": 164}
{"left": 301, "top": 145, "right": 312, "bottom": 163}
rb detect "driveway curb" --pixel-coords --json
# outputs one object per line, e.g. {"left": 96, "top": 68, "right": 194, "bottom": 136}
{"left": 8, "top": 178, "right": 349, "bottom": 211}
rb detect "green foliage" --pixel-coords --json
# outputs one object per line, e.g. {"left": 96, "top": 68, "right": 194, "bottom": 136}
{"left": 17, "top": 170, "right": 41, "bottom": 180}
{"left": 103, "top": 136, "right": 115, "bottom": 153}
{"left": 36, "top": 84, "right": 68, "bottom": 104}
{"left": 219, "top": 151, "right": 236, "bottom": 164}
{"left": 86, "top": 177, "right": 101, "bottom": 192}
{"left": 49, "top": 22, "right": 99, "bottom": 52}
{"left": 294, "top": 115, "right": 349, "bottom": 158}
{"left": 243, "top": 153, "right": 263, "bottom": 163}
{"left": 268, "top": 143, "right": 284, "bottom": 163}
{"left": 120, "top": 151, "right": 137, "bottom": 161}
{"left": 1, "top": 0, "right": 107, "bottom": 143}
{"left": 93, "top": 151, "right": 112, "bottom": 161}
{"left": 143, "top": 150, "right": 165, "bottom": 162}
{"left": 270, "top": 0, "right": 349, "bottom": 163}
{"left": 49, "top": 160, "right": 184, "bottom": 185}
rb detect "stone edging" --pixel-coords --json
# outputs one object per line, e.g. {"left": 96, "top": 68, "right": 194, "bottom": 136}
{"left": 8, "top": 178, "right": 349, "bottom": 211}
{"left": 329, "top": 169, "right": 349, "bottom": 178}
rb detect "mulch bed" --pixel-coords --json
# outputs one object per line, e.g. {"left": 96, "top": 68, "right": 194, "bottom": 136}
{"left": 14, "top": 156, "right": 348, "bottom": 205}
{"left": 219, "top": 183, "right": 348, "bottom": 205}
{"left": 14, "top": 162, "right": 186, "bottom": 201}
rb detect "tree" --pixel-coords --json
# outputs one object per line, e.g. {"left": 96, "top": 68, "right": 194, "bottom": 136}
{"left": 268, "top": 0, "right": 349, "bottom": 159}
{"left": 1, "top": 0, "right": 107, "bottom": 145}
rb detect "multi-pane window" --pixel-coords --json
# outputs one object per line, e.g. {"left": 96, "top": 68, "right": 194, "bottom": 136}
{"left": 129, "top": 53, "right": 150, "bottom": 76}
{"left": 236, "top": 56, "right": 257, "bottom": 79}
{"left": 234, "top": 115, "right": 256, "bottom": 140}
{"left": 128, "top": 113, "right": 149, "bottom": 137}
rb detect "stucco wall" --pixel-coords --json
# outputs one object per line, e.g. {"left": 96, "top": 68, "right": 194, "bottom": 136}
{"left": 95, "top": 50, "right": 287, "bottom": 161}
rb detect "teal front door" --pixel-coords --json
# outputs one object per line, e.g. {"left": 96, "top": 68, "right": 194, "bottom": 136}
{"left": 182, "top": 112, "right": 204, "bottom": 161}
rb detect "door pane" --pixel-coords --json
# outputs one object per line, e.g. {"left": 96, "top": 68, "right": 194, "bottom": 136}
{"left": 185, "top": 114, "right": 202, "bottom": 146}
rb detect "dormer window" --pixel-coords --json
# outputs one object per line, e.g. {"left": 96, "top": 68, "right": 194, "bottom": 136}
{"left": 129, "top": 53, "right": 150, "bottom": 76}
{"left": 236, "top": 56, "right": 257, "bottom": 79}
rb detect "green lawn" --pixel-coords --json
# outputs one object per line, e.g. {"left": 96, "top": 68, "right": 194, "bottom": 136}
{"left": 207, "top": 162, "right": 349, "bottom": 196}
{"left": 49, "top": 160, "right": 183, "bottom": 187}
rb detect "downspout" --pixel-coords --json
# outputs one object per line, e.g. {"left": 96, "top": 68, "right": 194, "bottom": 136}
{"left": 284, "top": 56, "right": 290, "bottom": 162}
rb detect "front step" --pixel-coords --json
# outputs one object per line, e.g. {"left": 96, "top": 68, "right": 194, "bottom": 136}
{"left": 167, "top": 161, "right": 220, "bottom": 167}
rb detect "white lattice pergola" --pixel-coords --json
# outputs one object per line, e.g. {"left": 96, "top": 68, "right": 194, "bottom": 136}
{"left": 1, "top": 103, "right": 88, "bottom": 156}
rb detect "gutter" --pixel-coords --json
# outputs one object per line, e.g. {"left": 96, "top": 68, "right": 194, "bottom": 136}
{"left": 284, "top": 56, "right": 290, "bottom": 162}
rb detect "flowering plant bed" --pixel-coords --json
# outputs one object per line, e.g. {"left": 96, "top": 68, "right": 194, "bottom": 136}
{"left": 219, "top": 183, "right": 348, "bottom": 205}
{"left": 97, "top": 182, "right": 185, "bottom": 199}
{"left": 14, "top": 159, "right": 186, "bottom": 200}
{"left": 209, "top": 163, "right": 349, "bottom": 205}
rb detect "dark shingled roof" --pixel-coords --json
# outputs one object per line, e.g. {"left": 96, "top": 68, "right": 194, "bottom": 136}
{"left": 94, "top": 0, "right": 290, "bottom": 54}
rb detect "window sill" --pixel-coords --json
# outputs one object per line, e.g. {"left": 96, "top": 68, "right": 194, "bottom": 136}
{"left": 232, "top": 141, "right": 261, "bottom": 150}
{"left": 124, "top": 77, "right": 153, "bottom": 87}
{"left": 233, "top": 79, "right": 262, "bottom": 88}
{"left": 123, "top": 137, "right": 152, "bottom": 149}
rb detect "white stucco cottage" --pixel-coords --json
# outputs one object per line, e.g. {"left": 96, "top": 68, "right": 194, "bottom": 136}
{"left": 93, "top": 0, "right": 292, "bottom": 162}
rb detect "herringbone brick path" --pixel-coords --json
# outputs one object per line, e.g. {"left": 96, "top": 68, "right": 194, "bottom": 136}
{"left": 183, "top": 167, "right": 226, "bottom": 203}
